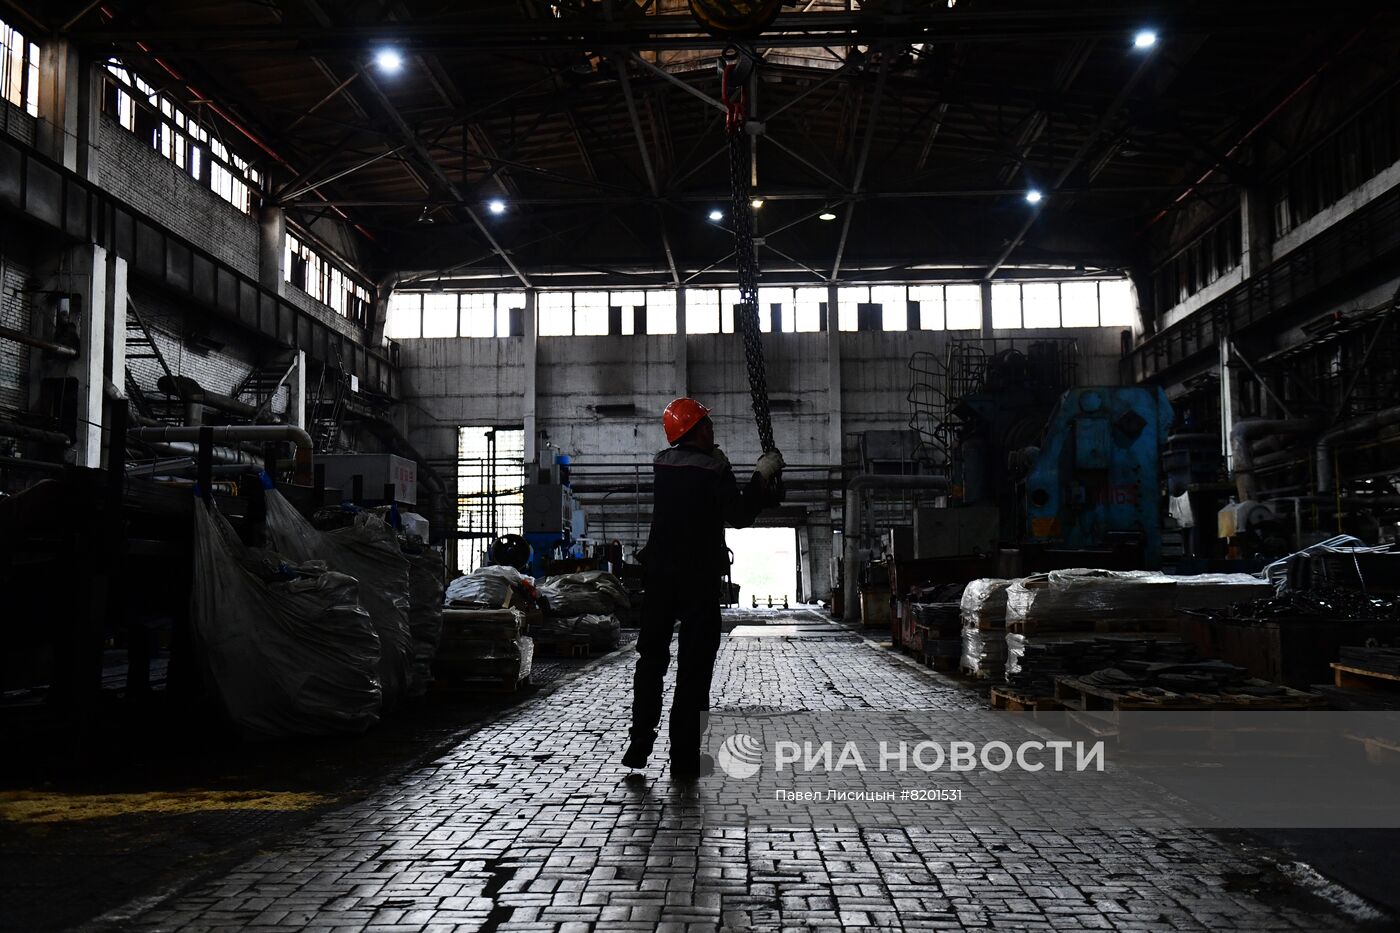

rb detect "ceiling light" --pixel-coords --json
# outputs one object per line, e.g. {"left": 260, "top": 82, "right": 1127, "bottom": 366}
{"left": 417, "top": 205, "right": 434, "bottom": 224}
{"left": 819, "top": 211, "right": 837, "bottom": 221}
{"left": 1025, "top": 189, "right": 1043, "bottom": 205}
{"left": 709, "top": 209, "right": 723, "bottom": 222}
{"left": 374, "top": 48, "right": 404, "bottom": 73}
{"left": 751, "top": 198, "right": 764, "bottom": 210}
{"left": 1133, "top": 30, "right": 1157, "bottom": 49}
{"left": 488, "top": 199, "right": 506, "bottom": 215}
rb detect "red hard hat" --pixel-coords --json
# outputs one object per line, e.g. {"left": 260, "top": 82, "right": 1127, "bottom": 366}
{"left": 663, "top": 397, "right": 710, "bottom": 445}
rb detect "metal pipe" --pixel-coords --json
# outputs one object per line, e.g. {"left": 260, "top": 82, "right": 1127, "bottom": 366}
{"left": 1229, "top": 418, "right": 1317, "bottom": 501}
{"left": 0, "top": 324, "right": 78, "bottom": 358}
{"left": 1316, "top": 405, "right": 1400, "bottom": 494}
{"left": 130, "top": 424, "right": 312, "bottom": 449}
{"left": 134, "top": 440, "right": 261, "bottom": 467}
{"left": 842, "top": 474, "right": 951, "bottom": 622}
{"left": 0, "top": 421, "right": 70, "bottom": 446}
{"left": 157, "top": 375, "right": 260, "bottom": 418}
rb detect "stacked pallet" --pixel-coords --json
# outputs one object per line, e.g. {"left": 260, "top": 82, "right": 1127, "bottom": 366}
{"left": 434, "top": 607, "right": 534, "bottom": 691}
{"left": 959, "top": 578, "right": 1011, "bottom": 679}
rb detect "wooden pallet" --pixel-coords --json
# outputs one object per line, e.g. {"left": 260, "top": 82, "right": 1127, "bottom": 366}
{"left": 1332, "top": 663, "right": 1400, "bottom": 692}
{"left": 990, "top": 687, "right": 1061, "bottom": 712}
{"left": 921, "top": 652, "right": 958, "bottom": 673}
{"left": 1055, "top": 676, "right": 1327, "bottom": 712}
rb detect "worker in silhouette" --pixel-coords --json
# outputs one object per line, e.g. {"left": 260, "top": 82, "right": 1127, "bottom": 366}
{"left": 624, "top": 397, "right": 784, "bottom": 778}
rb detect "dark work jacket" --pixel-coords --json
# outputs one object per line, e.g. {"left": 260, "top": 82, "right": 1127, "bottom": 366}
{"left": 639, "top": 445, "right": 769, "bottom": 582}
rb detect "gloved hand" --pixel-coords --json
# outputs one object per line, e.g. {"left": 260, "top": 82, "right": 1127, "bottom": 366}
{"left": 756, "top": 449, "right": 785, "bottom": 483}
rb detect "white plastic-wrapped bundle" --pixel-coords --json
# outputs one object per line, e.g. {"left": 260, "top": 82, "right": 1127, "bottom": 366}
{"left": 191, "top": 498, "right": 382, "bottom": 737}
{"left": 1168, "top": 573, "right": 1269, "bottom": 610}
{"left": 445, "top": 565, "right": 533, "bottom": 609}
{"left": 1006, "top": 569, "right": 1177, "bottom": 634}
{"left": 960, "top": 578, "right": 1014, "bottom": 630}
{"left": 538, "top": 571, "right": 631, "bottom": 617}
{"left": 960, "top": 627, "right": 1008, "bottom": 679}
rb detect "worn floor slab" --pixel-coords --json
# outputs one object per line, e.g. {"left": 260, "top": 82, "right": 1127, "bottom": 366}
{"left": 126, "top": 611, "right": 1375, "bottom": 932}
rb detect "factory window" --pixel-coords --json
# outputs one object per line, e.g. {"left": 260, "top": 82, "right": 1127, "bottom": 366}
{"left": 990, "top": 279, "right": 1137, "bottom": 329}
{"left": 1273, "top": 82, "right": 1400, "bottom": 237}
{"left": 0, "top": 18, "right": 38, "bottom": 116}
{"left": 387, "top": 291, "right": 526, "bottom": 338}
{"left": 991, "top": 282, "right": 1023, "bottom": 329}
{"left": 539, "top": 292, "right": 574, "bottom": 336}
{"left": 944, "top": 284, "right": 982, "bottom": 329}
{"left": 1150, "top": 210, "right": 1241, "bottom": 310}
{"left": 285, "top": 232, "right": 372, "bottom": 324}
{"left": 101, "top": 59, "right": 264, "bottom": 215}
{"left": 871, "top": 285, "right": 910, "bottom": 331}
{"left": 645, "top": 291, "right": 677, "bottom": 334}
{"left": 385, "top": 292, "right": 422, "bottom": 338}
{"left": 572, "top": 291, "right": 610, "bottom": 336}
{"left": 686, "top": 288, "right": 722, "bottom": 334}
{"left": 457, "top": 426, "right": 526, "bottom": 574}
{"left": 759, "top": 286, "right": 794, "bottom": 332}
{"left": 837, "top": 286, "right": 868, "bottom": 331}
{"left": 794, "top": 287, "right": 826, "bottom": 332}
{"left": 421, "top": 293, "right": 458, "bottom": 338}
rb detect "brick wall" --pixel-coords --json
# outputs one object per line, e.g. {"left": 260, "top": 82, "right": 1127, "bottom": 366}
{"left": 96, "top": 116, "right": 260, "bottom": 280}
{"left": 0, "top": 244, "right": 33, "bottom": 417}
{"left": 0, "top": 99, "right": 35, "bottom": 146}
{"left": 125, "top": 282, "right": 262, "bottom": 407}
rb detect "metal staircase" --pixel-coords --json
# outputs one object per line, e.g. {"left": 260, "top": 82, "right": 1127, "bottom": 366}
{"left": 233, "top": 354, "right": 299, "bottom": 423}
{"left": 124, "top": 297, "right": 179, "bottom": 423}
{"left": 308, "top": 348, "right": 351, "bottom": 453}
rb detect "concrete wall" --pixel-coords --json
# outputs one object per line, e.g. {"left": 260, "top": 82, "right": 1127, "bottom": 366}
{"left": 0, "top": 240, "right": 35, "bottom": 418}
{"left": 396, "top": 322, "right": 1128, "bottom": 595}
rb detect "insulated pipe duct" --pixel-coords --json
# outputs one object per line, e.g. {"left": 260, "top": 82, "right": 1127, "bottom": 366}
{"left": 137, "top": 440, "right": 261, "bottom": 466}
{"left": 130, "top": 425, "right": 314, "bottom": 480}
{"left": 842, "top": 474, "right": 951, "bottom": 622}
{"left": 1230, "top": 419, "right": 1316, "bottom": 501}
{"left": 1316, "top": 405, "right": 1400, "bottom": 494}
{"left": 157, "top": 375, "right": 261, "bottom": 418}
{"left": 130, "top": 424, "right": 313, "bottom": 450}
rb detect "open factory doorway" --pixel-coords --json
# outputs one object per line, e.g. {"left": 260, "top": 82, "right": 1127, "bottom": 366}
{"left": 725, "top": 526, "right": 799, "bottom": 608}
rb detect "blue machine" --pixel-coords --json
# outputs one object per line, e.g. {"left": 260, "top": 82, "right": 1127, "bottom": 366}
{"left": 1022, "top": 387, "right": 1174, "bottom": 567}
{"left": 522, "top": 453, "right": 586, "bottom": 577}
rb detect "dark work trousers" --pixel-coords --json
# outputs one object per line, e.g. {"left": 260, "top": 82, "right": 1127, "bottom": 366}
{"left": 631, "top": 573, "right": 721, "bottom": 764}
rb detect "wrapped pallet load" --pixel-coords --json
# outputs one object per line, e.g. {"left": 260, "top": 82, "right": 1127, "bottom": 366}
{"left": 436, "top": 607, "right": 534, "bottom": 688}
{"left": 191, "top": 496, "right": 382, "bottom": 737}
{"left": 401, "top": 540, "right": 445, "bottom": 697}
{"left": 531, "top": 613, "right": 622, "bottom": 652}
{"left": 263, "top": 487, "right": 414, "bottom": 707}
{"left": 537, "top": 570, "right": 631, "bottom": 617}
{"left": 1169, "top": 572, "right": 1269, "bottom": 610}
{"left": 445, "top": 564, "right": 535, "bottom": 609}
{"left": 1005, "top": 569, "right": 1178, "bottom": 682}
{"left": 959, "top": 578, "right": 1013, "bottom": 679}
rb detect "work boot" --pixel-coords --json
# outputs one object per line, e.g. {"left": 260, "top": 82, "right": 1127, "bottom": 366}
{"left": 669, "top": 752, "right": 714, "bottom": 780}
{"left": 622, "top": 730, "right": 655, "bottom": 769}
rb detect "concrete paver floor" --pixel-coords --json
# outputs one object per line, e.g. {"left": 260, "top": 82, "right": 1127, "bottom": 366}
{"left": 127, "top": 611, "right": 1385, "bottom": 932}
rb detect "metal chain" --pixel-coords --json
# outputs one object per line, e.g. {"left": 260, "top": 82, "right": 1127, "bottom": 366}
{"left": 723, "top": 63, "right": 775, "bottom": 453}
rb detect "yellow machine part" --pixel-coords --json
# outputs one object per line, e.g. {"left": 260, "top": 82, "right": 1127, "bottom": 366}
{"left": 687, "top": 0, "right": 784, "bottom": 37}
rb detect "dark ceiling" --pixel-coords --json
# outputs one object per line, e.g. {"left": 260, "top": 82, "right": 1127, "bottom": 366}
{"left": 19, "top": 0, "right": 1400, "bottom": 291}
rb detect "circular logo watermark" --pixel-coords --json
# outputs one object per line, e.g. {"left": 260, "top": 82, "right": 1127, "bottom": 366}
{"left": 717, "top": 733, "right": 764, "bottom": 779}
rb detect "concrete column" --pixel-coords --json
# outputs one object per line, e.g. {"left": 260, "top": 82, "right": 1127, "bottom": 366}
{"left": 73, "top": 245, "right": 107, "bottom": 467}
{"left": 523, "top": 288, "right": 538, "bottom": 463}
{"left": 1220, "top": 337, "right": 1240, "bottom": 470}
{"left": 674, "top": 286, "right": 688, "bottom": 397}
{"left": 37, "top": 39, "right": 80, "bottom": 170}
{"left": 979, "top": 279, "right": 994, "bottom": 337}
{"left": 826, "top": 282, "right": 843, "bottom": 465}
{"left": 103, "top": 252, "right": 127, "bottom": 402}
{"left": 287, "top": 349, "right": 307, "bottom": 429}
{"left": 258, "top": 204, "right": 286, "bottom": 296}
{"left": 1240, "top": 186, "right": 1272, "bottom": 280}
